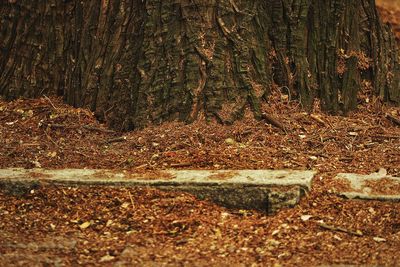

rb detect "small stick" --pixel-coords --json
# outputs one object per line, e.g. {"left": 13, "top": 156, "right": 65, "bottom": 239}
{"left": 128, "top": 191, "right": 134, "bottom": 208}
{"left": 310, "top": 114, "right": 326, "bottom": 126}
{"left": 386, "top": 114, "right": 400, "bottom": 126}
{"left": 46, "top": 123, "right": 70, "bottom": 129}
{"left": 170, "top": 162, "right": 192, "bottom": 167}
{"left": 83, "top": 125, "right": 115, "bottom": 133}
{"left": 103, "top": 136, "right": 127, "bottom": 144}
{"left": 75, "top": 151, "right": 89, "bottom": 158}
{"left": 229, "top": 0, "right": 240, "bottom": 13}
{"left": 43, "top": 95, "right": 58, "bottom": 111}
{"left": 261, "top": 112, "right": 287, "bottom": 133}
{"left": 44, "top": 129, "right": 59, "bottom": 147}
{"left": 45, "top": 123, "right": 114, "bottom": 134}
{"left": 372, "top": 135, "right": 400, "bottom": 140}
{"left": 318, "top": 222, "right": 363, "bottom": 236}
{"left": 135, "top": 163, "right": 148, "bottom": 169}
{"left": 21, "top": 143, "right": 40, "bottom": 146}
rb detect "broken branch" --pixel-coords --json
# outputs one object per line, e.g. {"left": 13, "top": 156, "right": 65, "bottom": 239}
{"left": 43, "top": 95, "right": 58, "bottom": 111}
{"left": 318, "top": 222, "right": 363, "bottom": 236}
{"left": 310, "top": 114, "right": 327, "bottom": 126}
{"left": 386, "top": 114, "right": 400, "bottom": 127}
{"left": 261, "top": 113, "right": 287, "bottom": 132}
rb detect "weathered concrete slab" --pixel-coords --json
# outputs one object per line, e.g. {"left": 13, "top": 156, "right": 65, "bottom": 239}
{"left": 334, "top": 169, "right": 400, "bottom": 201}
{"left": 0, "top": 168, "right": 315, "bottom": 214}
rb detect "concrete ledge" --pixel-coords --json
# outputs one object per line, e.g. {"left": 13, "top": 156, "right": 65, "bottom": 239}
{"left": 0, "top": 168, "right": 315, "bottom": 214}
{"left": 334, "top": 170, "right": 400, "bottom": 202}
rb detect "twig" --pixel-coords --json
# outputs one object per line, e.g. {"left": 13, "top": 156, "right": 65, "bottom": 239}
{"left": 310, "top": 114, "right": 326, "bottom": 126}
{"left": 44, "top": 129, "right": 59, "bottom": 147}
{"left": 43, "top": 95, "right": 58, "bottom": 111}
{"left": 21, "top": 143, "right": 40, "bottom": 146}
{"left": 46, "top": 123, "right": 75, "bottom": 129}
{"left": 74, "top": 151, "right": 89, "bottom": 158}
{"left": 82, "top": 125, "right": 115, "bottom": 133}
{"left": 128, "top": 191, "right": 135, "bottom": 208}
{"left": 318, "top": 222, "right": 363, "bottom": 236}
{"left": 229, "top": 0, "right": 240, "bottom": 12}
{"left": 103, "top": 136, "right": 127, "bottom": 144}
{"left": 170, "top": 162, "right": 192, "bottom": 168}
{"left": 371, "top": 134, "right": 400, "bottom": 140}
{"left": 261, "top": 112, "right": 287, "bottom": 133}
{"left": 135, "top": 163, "right": 148, "bottom": 169}
{"left": 386, "top": 114, "right": 400, "bottom": 127}
{"left": 45, "top": 123, "right": 114, "bottom": 133}
{"left": 280, "top": 86, "right": 292, "bottom": 102}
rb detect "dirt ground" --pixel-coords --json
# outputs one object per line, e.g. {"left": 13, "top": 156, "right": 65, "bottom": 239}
{"left": 1, "top": 2, "right": 400, "bottom": 266}
{"left": 2, "top": 88, "right": 400, "bottom": 267}
{"left": 377, "top": 0, "right": 400, "bottom": 43}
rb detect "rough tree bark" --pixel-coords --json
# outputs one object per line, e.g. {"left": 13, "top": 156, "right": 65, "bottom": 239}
{"left": 1, "top": 0, "right": 399, "bottom": 130}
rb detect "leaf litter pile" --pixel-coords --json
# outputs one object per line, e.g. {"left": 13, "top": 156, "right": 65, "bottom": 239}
{"left": 377, "top": 0, "right": 400, "bottom": 44}
{"left": 1, "top": 94, "right": 400, "bottom": 175}
{"left": 2, "top": 4, "right": 400, "bottom": 266}
{"left": 1, "top": 89, "right": 400, "bottom": 266}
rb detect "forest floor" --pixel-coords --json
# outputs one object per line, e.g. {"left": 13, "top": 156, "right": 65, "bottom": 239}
{"left": 377, "top": 0, "right": 400, "bottom": 43}
{"left": 1, "top": 2, "right": 400, "bottom": 267}
{"left": 1, "top": 90, "right": 400, "bottom": 266}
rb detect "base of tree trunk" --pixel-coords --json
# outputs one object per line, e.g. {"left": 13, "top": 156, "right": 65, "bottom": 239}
{"left": 1, "top": 0, "right": 400, "bottom": 130}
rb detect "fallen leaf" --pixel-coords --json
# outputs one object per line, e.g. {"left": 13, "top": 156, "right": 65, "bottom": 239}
{"left": 301, "top": 215, "right": 313, "bottom": 221}
{"left": 99, "top": 254, "right": 115, "bottom": 262}
{"left": 373, "top": 237, "right": 386, "bottom": 242}
{"left": 121, "top": 202, "right": 130, "bottom": 209}
{"left": 48, "top": 151, "right": 57, "bottom": 157}
{"left": 5, "top": 120, "right": 18, "bottom": 125}
{"left": 79, "top": 221, "right": 91, "bottom": 230}
{"left": 225, "top": 138, "right": 236, "bottom": 145}
{"left": 333, "top": 235, "right": 342, "bottom": 241}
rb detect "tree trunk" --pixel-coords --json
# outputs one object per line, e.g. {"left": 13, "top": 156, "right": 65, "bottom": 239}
{"left": 1, "top": 0, "right": 399, "bottom": 130}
